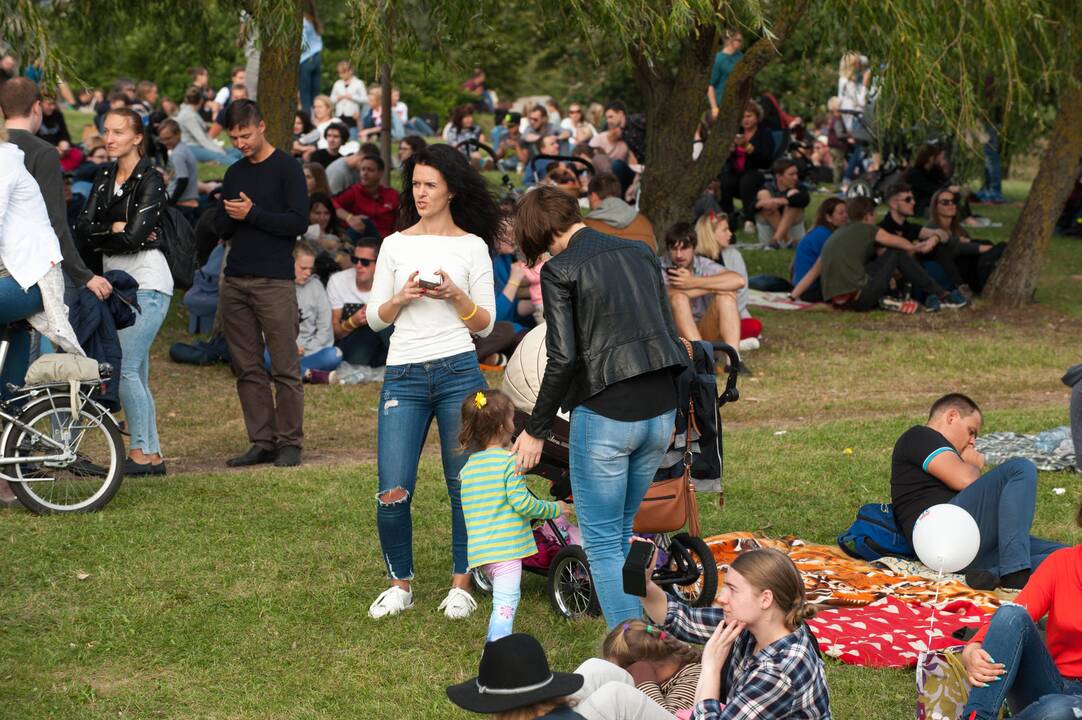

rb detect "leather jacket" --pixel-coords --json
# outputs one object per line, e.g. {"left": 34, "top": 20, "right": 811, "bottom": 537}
{"left": 75, "top": 155, "right": 165, "bottom": 256}
{"left": 525, "top": 227, "right": 689, "bottom": 438}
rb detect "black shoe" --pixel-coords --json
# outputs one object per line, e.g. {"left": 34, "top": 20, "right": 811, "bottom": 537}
{"left": 226, "top": 445, "right": 278, "bottom": 467}
{"left": 1000, "top": 569, "right": 1031, "bottom": 590}
{"left": 70, "top": 457, "right": 109, "bottom": 477}
{"left": 273, "top": 445, "right": 302, "bottom": 467}
{"left": 124, "top": 458, "right": 166, "bottom": 477}
{"left": 965, "top": 569, "right": 999, "bottom": 590}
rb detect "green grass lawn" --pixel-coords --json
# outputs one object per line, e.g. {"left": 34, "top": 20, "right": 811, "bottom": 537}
{"left": 8, "top": 117, "right": 1082, "bottom": 718}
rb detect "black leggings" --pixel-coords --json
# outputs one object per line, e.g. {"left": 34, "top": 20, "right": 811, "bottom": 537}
{"left": 853, "top": 248, "right": 943, "bottom": 311}
{"left": 921, "top": 237, "right": 984, "bottom": 289}
{"left": 718, "top": 169, "right": 765, "bottom": 220}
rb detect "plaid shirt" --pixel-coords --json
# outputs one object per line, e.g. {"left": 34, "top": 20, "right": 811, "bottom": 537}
{"left": 663, "top": 599, "right": 832, "bottom": 720}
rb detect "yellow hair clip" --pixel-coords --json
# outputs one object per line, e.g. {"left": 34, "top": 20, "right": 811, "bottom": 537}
{"left": 474, "top": 391, "right": 487, "bottom": 409}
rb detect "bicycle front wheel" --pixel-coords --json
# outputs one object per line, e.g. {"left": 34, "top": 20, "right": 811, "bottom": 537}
{"left": 4, "top": 396, "right": 124, "bottom": 514}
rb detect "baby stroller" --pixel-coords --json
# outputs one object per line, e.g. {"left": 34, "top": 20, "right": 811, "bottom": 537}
{"left": 475, "top": 330, "right": 740, "bottom": 619}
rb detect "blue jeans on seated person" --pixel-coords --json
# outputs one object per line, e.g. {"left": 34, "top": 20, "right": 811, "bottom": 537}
{"left": 569, "top": 405, "right": 676, "bottom": 629}
{"left": 962, "top": 604, "right": 1082, "bottom": 720}
{"left": 189, "top": 145, "right": 242, "bottom": 167}
{"left": 375, "top": 351, "right": 486, "bottom": 580}
{"left": 263, "top": 346, "right": 342, "bottom": 375}
{"left": 337, "top": 325, "right": 392, "bottom": 367}
{"left": 949, "top": 458, "right": 1066, "bottom": 577}
{"left": 0, "top": 278, "right": 44, "bottom": 402}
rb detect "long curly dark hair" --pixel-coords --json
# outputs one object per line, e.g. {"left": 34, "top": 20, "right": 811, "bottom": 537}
{"left": 397, "top": 143, "right": 502, "bottom": 251}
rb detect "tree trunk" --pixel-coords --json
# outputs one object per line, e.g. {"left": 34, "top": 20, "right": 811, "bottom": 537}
{"left": 636, "top": 0, "right": 811, "bottom": 235}
{"left": 256, "top": 10, "right": 303, "bottom": 153}
{"left": 381, "top": 62, "right": 393, "bottom": 172}
{"left": 984, "top": 74, "right": 1082, "bottom": 307}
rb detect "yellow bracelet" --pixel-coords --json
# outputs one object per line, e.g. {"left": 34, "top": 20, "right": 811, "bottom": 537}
{"left": 459, "top": 302, "right": 479, "bottom": 321}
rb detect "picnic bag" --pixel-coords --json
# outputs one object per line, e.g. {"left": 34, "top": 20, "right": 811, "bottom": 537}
{"left": 837, "top": 502, "right": 915, "bottom": 561}
{"left": 915, "top": 648, "right": 1004, "bottom": 720}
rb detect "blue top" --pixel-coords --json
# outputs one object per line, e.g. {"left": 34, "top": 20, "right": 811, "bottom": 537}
{"left": 492, "top": 253, "right": 530, "bottom": 330}
{"left": 710, "top": 50, "right": 744, "bottom": 101}
{"left": 300, "top": 17, "right": 323, "bottom": 63}
{"left": 792, "top": 225, "right": 832, "bottom": 291}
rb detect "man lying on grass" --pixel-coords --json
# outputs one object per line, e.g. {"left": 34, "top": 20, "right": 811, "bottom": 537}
{"left": 891, "top": 393, "right": 1065, "bottom": 590}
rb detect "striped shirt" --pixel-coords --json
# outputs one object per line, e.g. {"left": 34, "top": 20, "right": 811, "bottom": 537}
{"left": 639, "top": 662, "right": 701, "bottom": 713}
{"left": 460, "top": 448, "right": 560, "bottom": 568}
{"left": 663, "top": 599, "right": 832, "bottom": 720}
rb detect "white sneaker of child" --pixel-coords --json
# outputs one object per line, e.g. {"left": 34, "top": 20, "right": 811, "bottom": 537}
{"left": 368, "top": 586, "right": 414, "bottom": 619}
{"left": 438, "top": 587, "right": 478, "bottom": 619}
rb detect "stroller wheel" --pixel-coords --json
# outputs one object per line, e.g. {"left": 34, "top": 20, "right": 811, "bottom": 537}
{"left": 669, "top": 534, "right": 719, "bottom": 608}
{"left": 471, "top": 567, "right": 493, "bottom": 595}
{"left": 547, "top": 546, "right": 601, "bottom": 619}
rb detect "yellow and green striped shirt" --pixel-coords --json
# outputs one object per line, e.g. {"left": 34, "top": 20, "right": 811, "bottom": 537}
{"left": 460, "top": 448, "right": 560, "bottom": 568}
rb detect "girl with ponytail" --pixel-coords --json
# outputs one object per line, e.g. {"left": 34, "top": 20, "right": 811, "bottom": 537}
{"left": 602, "top": 619, "right": 702, "bottom": 715}
{"left": 639, "top": 546, "right": 832, "bottom": 719}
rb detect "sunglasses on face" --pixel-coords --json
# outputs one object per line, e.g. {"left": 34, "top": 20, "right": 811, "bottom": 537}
{"left": 898, "top": 195, "right": 915, "bottom": 203}
{"left": 352, "top": 257, "right": 375, "bottom": 267}
{"left": 937, "top": 198, "right": 957, "bottom": 206}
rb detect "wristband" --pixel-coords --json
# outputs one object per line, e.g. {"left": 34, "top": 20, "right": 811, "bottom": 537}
{"left": 459, "top": 303, "right": 479, "bottom": 321}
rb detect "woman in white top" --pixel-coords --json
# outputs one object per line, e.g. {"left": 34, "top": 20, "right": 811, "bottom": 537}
{"left": 837, "top": 52, "right": 871, "bottom": 186}
{"left": 75, "top": 108, "right": 172, "bottom": 477}
{"left": 0, "top": 122, "right": 84, "bottom": 504}
{"left": 366, "top": 143, "right": 500, "bottom": 621}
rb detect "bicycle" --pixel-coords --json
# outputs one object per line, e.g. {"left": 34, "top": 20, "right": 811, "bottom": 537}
{"left": 0, "top": 322, "right": 125, "bottom": 514}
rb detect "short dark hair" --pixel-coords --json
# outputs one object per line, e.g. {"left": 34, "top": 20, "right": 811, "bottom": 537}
{"left": 664, "top": 221, "right": 697, "bottom": 250}
{"left": 605, "top": 100, "right": 627, "bottom": 114}
{"left": 224, "top": 99, "right": 263, "bottom": 130}
{"left": 772, "top": 157, "right": 799, "bottom": 177}
{"left": 929, "top": 393, "right": 981, "bottom": 420}
{"left": 886, "top": 182, "right": 912, "bottom": 201}
{"left": 0, "top": 77, "right": 41, "bottom": 119}
{"left": 359, "top": 142, "right": 380, "bottom": 157}
{"left": 353, "top": 236, "right": 382, "bottom": 256}
{"left": 360, "top": 154, "right": 385, "bottom": 171}
{"left": 399, "top": 135, "right": 426, "bottom": 154}
{"left": 232, "top": 66, "right": 245, "bottom": 79}
{"left": 846, "top": 196, "right": 877, "bottom": 221}
{"left": 324, "top": 122, "right": 349, "bottom": 143}
{"left": 184, "top": 86, "right": 203, "bottom": 106}
{"left": 530, "top": 104, "right": 547, "bottom": 118}
{"left": 587, "top": 172, "right": 622, "bottom": 200}
{"left": 158, "top": 118, "right": 181, "bottom": 137}
{"left": 514, "top": 185, "right": 582, "bottom": 266}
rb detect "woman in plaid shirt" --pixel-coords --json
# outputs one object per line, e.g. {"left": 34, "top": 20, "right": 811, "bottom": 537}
{"left": 641, "top": 547, "right": 832, "bottom": 720}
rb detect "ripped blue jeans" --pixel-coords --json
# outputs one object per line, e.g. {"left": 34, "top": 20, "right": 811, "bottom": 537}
{"left": 375, "top": 351, "right": 486, "bottom": 580}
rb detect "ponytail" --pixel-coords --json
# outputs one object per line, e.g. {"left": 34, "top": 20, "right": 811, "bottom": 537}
{"left": 784, "top": 598, "right": 818, "bottom": 629}
{"left": 602, "top": 618, "right": 702, "bottom": 669}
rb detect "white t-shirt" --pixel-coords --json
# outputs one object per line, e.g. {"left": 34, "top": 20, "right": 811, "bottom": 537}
{"left": 367, "top": 231, "right": 495, "bottom": 365}
{"left": 103, "top": 180, "right": 173, "bottom": 295}
{"left": 325, "top": 268, "right": 371, "bottom": 309}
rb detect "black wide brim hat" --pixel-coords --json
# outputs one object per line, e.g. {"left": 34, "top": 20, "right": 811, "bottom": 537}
{"left": 446, "top": 634, "right": 584, "bottom": 714}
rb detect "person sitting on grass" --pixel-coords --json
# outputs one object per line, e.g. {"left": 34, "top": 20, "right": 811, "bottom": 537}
{"left": 878, "top": 182, "right": 961, "bottom": 292}
{"left": 270, "top": 242, "right": 341, "bottom": 384}
{"left": 640, "top": 545, "right": 831, "bottom": 720}
{"left": 602, "top": 619, "right": 703, "bottom": 715}
{"left": 924, "top": 186, "right": 1004, "bottom": 296}
{"left": 890, "top": 393, "right": 1066, "bottom": 590}
{"left": 660, "top": 222, "right": 748, "bottom": 373}
{"left": 789, "top": 197, "right": 849, "bottom": 303}
{"left": 308, "top": 122, "right": 348, "bottom": 168}
{"left": 459, "top": 389, "right": 565, "bottom": 642}
{"left": 755, "top": 157, "right": 810, "bottom": 249}
{"left": 326, "top": 238, "right": 392, "bottom": 368}
{"left": 582, "top": 171, "right": 657, "bottom": 252}
{"left": 818, "top": 196, "right": 967, "bottom": 313}
{"left": 959, "top": 497, "right": 1082, "bottom": 720}
{"left": 333, "top": 154, "right": 400, "bottom": 239}
{"left": 693, "top": 211, "right": 762, "bottom": 349}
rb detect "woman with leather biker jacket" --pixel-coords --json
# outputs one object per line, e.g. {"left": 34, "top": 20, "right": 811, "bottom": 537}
{"left": 75, "top": 107, "right": 172, "bottom": 477}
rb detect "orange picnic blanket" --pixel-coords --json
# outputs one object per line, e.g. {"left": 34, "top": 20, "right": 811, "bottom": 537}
{"left": 702, "top": 532, "right": 1001, "bottom": 612}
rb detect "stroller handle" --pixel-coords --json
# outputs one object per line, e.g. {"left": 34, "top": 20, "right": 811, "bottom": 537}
{"left": 712, "top": 342, "right": 741, "bottom": 406}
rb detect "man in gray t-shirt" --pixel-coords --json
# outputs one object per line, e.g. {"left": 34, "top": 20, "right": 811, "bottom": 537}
{"left": 157, "top": 120, "right": 200, "bottom": 207}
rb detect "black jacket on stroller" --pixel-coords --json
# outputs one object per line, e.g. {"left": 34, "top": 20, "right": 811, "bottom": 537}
{"left": 657, "top": 340, "right": 727, "bottom": 493}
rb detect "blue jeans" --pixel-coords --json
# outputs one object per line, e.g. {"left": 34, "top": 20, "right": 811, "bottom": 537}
{"left": 375, "top": 351, "right": 486, "bottom": 580}
{"left": 298, "top": 54, "right": 322, "bottom": 113}
{"left": 949, "top": 458, "right": 1066, "bottom": 576}
{"left": 963, "top": 605, "right": 1082, "bottom": 720}
{"left": 0, "top": 278, "right": 43, "bottom": 401}
{"left": 189, "top": 144, "right": 241, "bottom": 167}
{"left": 569, "top": 405, "right": 676, "bottom": 629}
{"left": 263, "top": 346, "right": 342, "bottom": 374}
{"left": 981, "top": 123, "right": 1004, "bottom": 197}
{"left": 843, "top": 144, "right": 865, "bottom": 181}
{"left": 337, "top": 325, "right": 392, "bottom": 367}
{"left": 405, "top": 117, "right": 434, "bottom": 137}
{"left": 118, "top": 290, "right": 170, "bottom": 453}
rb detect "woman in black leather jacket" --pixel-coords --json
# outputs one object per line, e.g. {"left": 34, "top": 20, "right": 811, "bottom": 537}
{"left": 76, "top": 107, "right": 172, "bottom": 477}
{"left": 512, "top": 186, "right": 688, "bottom": 629}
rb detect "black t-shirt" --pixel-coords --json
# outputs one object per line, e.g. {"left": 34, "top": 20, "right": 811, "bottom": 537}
{"left": 879, "top": 214, "right": 922, "bottom": 243}
{"left": 890, "top": 425, "right": 959, "bottom": 540}
{"left": 582, "top": 367, "right": 678, "bottom": 422}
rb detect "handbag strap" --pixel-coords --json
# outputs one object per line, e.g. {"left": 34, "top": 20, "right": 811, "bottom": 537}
{"left": 678, "top": 337, "right": 699, "bottom": 534}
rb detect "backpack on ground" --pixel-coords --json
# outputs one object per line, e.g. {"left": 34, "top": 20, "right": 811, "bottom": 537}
{"left": 837, "top": 502, "right": 915, "bottom": 561}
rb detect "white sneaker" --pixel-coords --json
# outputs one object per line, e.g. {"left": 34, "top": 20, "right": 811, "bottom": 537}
{"left": 743, "top": 220, "right": 756, "bottom": 234}
{"left": 738, "top": 336, "right": 761, "bottom": 352}
{"left": 438, "top": 587, "right": 478, "bottom": 619}
{"left": 368, "top": 586, "right": 414, "bottom": 619}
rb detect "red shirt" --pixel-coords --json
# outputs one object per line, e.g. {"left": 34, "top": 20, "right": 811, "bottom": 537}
{"left": 333, "top": 184, "right": 400, "bottom": 238}
{"left": 973, "top": 545, "right": 1082, "bottom": 679}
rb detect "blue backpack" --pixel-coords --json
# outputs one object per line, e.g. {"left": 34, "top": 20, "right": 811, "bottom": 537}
{"left": 837, "top": 503, "right": 915, "bottom": 561}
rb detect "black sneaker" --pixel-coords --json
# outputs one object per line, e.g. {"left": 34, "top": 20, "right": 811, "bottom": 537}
{"left": 273, "top": 445, "right": 302, "bottom": 467}
{"left": 965, "top": 569, "right": 999, "bottom": 590}
{"left": 124, "top": 458, "right": 166, "bottom": 477}
{"left": 226, "top": 445, "right": 278, "bottom": 467}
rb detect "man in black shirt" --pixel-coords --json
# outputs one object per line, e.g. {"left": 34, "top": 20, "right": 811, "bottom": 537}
{"left": 214, "top": 99, "right": 309, "bottom": 468}
{"left": 890, "top": 393, "right": 1065, "bottom": 589}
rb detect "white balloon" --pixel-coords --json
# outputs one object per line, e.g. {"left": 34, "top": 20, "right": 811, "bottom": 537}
{"left": 911, "top": 504, "right": 981, "bottom": 574}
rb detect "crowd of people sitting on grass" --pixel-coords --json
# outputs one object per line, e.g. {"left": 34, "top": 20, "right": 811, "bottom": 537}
{"left": 2, "top": 31, "right": 1081, "bottom": 720}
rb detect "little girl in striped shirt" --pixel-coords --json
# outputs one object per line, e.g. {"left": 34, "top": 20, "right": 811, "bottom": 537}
{"left": 459, "top": 389, "right": 565, "bottom": 641}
